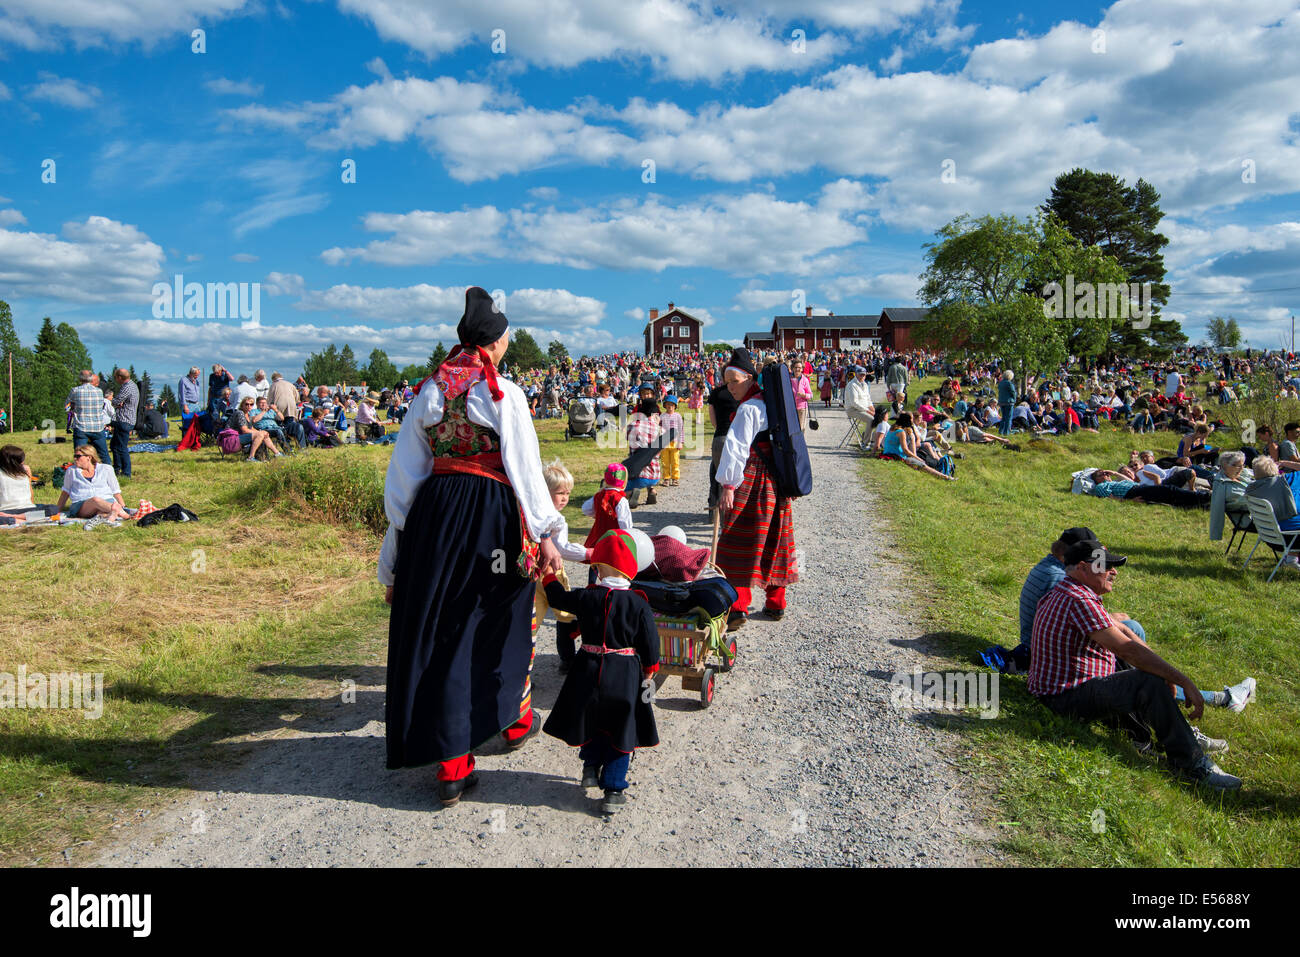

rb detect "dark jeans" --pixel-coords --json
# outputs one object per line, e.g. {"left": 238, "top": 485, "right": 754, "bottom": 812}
{"left": 1038, "top": 668, "right": 1201, "bottom": 770}
{"left": 580, "top": 737, "right": 631, "bottom": 791}
{"left": 109, "top": 422, "right": 132, "bottom": 476}
{"left": 279, "top": 419, "right": 305, "bottom": 448}
{"left": 1123, "top": 484, "right": 1208, "bottom": 508}
{"left": 73, "top": 427, "right": 110, "bottom": 466}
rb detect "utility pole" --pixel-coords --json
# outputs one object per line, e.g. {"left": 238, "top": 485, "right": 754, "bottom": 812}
{"left": 6, "top": 351, "right": 11, "bottom": 433}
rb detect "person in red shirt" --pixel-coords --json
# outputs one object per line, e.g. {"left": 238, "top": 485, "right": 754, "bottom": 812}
{"left": 1029, "top": 538, "right": 1242, "bottom": 791}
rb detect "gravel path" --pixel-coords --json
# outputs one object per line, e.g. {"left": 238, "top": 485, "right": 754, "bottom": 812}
{"left": 94, "top": 402, "right": 994, "bottom": 867}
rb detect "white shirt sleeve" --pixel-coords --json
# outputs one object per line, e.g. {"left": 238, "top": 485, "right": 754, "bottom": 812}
{"left": 552, "top": 516, "right": 588, "bottom": 563}
{"left": 581, "top": 496, "right": 595, "bottom": 517}
{"left": 377, "top": 377, "right": 563, "bottom": 585}
{"left": 617, "top": 497, "right": 632, "bottom": 530}
{"left": 717, "top": 399, "right": 766, "bottom": 489}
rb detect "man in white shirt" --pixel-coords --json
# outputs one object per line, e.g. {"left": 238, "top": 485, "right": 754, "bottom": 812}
{"left": 233, "top": 375, "right": 259, "bottom": 407}
{"left": 1165, "top": 368, "right": 1182, "bottom": 398}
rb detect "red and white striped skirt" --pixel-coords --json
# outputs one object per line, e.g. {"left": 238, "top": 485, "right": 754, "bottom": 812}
{"left": 715, "top": 449, "right": 798, "bottom": 590}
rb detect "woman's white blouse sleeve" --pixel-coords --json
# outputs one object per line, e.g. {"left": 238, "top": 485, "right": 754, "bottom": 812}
{"left": 617, "top": 497, "right": 632, "bottom": 530}
{"left": 717, "top": 399, "right": 766, "bottom": 488}
{"left": 489, "top": 381, "right": 564, "bottom": 542}
{"left": 378, "top": 385, "right": 442, "bottom": 585}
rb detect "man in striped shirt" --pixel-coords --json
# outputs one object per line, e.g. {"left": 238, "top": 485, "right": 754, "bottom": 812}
{"left": 1029, "top": 538, "right": 1242, "bottom": 791}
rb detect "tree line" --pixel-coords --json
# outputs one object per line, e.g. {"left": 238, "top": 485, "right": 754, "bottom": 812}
{"left": 916, "top": 167, "right": 1189, "bottom": 389}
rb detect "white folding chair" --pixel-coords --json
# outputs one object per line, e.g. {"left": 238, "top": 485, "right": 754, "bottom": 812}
{"left": 1242, "top": 495, "right": 1300, "bottom": 582}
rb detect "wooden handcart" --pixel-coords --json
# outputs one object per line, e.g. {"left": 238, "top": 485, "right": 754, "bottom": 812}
{"left": 652, "top": 608, "right": 736, "bottom": 708}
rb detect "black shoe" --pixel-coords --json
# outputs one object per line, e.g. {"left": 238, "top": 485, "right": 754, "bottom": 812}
{"left": 438, "top": 772, "right": 478, "bottom": 807}
{"left": 646, "top": 491, "right": 657, "bottom": 505}
{"left": 581, "top": 766, "right": 601, "bottom": 789}
{"left": 762, "top": 606, "right": 785, "bottom": 621}
{"left": 506, "top": 712, "right": 543, "bottom": 752}
{"left": 727, "top": 611, "right": 747, "bottom": 631}
{"left": 601, "top": 789, "right": 627, "bottom": 813}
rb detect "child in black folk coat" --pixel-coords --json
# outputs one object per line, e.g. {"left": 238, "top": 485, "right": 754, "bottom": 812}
{"left": 542, "top": 529, "right": 660, "bottom": 813}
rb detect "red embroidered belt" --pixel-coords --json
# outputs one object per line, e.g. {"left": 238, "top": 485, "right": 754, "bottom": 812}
{"left": 433, "top": 451, "right": 508, "bottom": 485}
{"left": 580, "top": 645, "right": 637, "bottom": 656}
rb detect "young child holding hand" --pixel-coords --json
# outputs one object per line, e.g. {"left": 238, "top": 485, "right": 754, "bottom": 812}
{"left": 542, "top": 530, "right": 659, "bottom": 814}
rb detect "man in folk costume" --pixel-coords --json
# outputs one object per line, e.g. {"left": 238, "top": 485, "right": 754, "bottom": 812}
{"left": 379, "top": 286, "right": 565, "bottom": 807}
{"left": 715, "top": 347, "right": 799, "bottom": 629}
{"left": 542, "top": 529, "right": 660, "bottom": 814}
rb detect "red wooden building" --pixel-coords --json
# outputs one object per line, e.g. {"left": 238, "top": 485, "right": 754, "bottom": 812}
{"left": 643, "top": 302, "right": 702, "bottom": 354}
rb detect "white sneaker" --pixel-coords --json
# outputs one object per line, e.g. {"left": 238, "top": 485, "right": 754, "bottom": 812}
{"left": 1192, "top": 727, "right": 1228, "bottom": 753}
{"left": 1225, "top": 677, "right": 1257, "bottom": 713}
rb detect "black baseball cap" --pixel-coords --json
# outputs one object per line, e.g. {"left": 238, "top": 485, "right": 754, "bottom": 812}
{"left": 1055, "top": 526, "right": 1096, "bottom": 549}
{"left": 1063, "top": 538, "right": 1127, "bottom": 568}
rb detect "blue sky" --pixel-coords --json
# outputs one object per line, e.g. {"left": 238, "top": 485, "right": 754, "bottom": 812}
{"left": 2, "top": 0, "right": 1299, "bottom": 382}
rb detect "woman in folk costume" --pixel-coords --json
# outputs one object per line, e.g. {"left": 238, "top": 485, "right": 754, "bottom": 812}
{"left": 542, "top": 529, "right": 659, "bottom": 814}
{"left": 715, "top": 347, "right": 799, "bottom": 629}
{"left": 379, "top": 287, "right": 565, "bottom": 807}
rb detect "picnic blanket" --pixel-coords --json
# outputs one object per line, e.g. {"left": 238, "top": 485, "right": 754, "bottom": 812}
{"left": 128, "top": 443, "right": 177, "bottom": 453}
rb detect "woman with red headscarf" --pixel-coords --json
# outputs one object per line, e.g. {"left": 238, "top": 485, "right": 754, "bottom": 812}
{"left": 379, "top": 287, "right": 564, "bottom": 806}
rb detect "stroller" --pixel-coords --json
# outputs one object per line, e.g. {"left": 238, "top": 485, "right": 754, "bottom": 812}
{"left": 564, "top": 398, "right": 597, "bottom": 440}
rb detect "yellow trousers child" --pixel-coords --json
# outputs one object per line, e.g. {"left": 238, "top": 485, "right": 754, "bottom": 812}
{"left": 661, "top": 443, "right": 681, "bottom": 482}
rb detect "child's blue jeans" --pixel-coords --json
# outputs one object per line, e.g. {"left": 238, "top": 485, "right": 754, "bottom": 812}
{"left": 580, "top": 738, "right": 631, "bottom": 791}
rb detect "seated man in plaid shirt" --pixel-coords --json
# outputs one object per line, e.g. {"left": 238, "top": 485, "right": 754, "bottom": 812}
{"left": 1029, "top": 537, "right": 1242, "bottom": 791}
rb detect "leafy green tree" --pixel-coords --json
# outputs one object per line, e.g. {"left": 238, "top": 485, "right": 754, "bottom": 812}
{"left": 1042, "top": 168, "right": 1184, "bottom": 357}
{"left": 398, "top": 363, "right": 428, "bottom": 384}
{"left": 158, "top": 383, "right": 178, "bottom": 413}
{"left": 302, "top": 344, "right": 343, "bottom": 387}
{"left": 704, "top": 342, "right": 733, "bottom": 353}
{"left": 547, "top": 340, "right": 569, "bottom": 363}
{"left": 1207, "top": 316, "right": 1243, "bottom": 349}
{"left": 362, "top": 348, "right": 399, "bottom": 389}
{"left": 503, "top": 328, "right": 547, "bottom": 371}
{"left": 918, "top": 213, "right": 1124, "bottom": 392}
{"left": 0, "top": 301, "right": 38, "bottom": 430}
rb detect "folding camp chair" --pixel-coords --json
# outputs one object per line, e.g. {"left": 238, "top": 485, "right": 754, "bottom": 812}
{"left": 1242, "top": 496, "right": 1300, "bottom": 582}
{"left": 1224, "top": 510, "right": 1255, "bottom": 556}
{"left": 838, "top": 415, "right": 868, "bottom": 451}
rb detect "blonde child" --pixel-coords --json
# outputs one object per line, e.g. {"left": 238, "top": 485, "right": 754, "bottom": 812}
{"left": 540, "top": 460, "right": 588, "bottom": 672}
{"left": 659, "top": 395, "right": 684, "bottom": 486}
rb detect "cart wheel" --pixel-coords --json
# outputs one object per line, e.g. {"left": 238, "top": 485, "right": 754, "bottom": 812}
{"left": 699, "top": 668, "right": 716, "bottom": 708}
{"left": 720, "top": 637, "right": 738, "bottom": 673}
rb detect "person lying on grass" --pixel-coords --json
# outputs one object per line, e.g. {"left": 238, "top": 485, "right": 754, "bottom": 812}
{"left": 1078, "top": 469, "right": 1209, "bottom": 508}
{"left": 1028, "top": 538, "right": 1244, "bottom": 792}
{"left": 951, "top": 420, "right": 1016, "bottom": 447}
{"left": 0, "top": 445, "right": 62, "bottom": 523}
{"left": 880, "top": 412, "right": 954, "bottom": 481}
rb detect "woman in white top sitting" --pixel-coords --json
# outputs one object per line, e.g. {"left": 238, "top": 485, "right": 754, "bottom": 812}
{"left": 1, "top": 445, "right": 61, "bottom": 522}
{"left": 53, "top": 445, "right": 130, "bottom": 521}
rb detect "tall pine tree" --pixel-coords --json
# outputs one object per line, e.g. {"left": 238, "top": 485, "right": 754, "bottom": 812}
{"left": 1042, "top": 169, "right": 1185, "bottom": 358}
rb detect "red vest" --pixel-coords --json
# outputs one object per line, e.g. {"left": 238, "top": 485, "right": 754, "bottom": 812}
{"left": 584, "top": 489, "right": 626, "bottom": 547}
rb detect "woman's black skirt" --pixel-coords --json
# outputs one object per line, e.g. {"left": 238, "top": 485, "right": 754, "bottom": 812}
{"left": 386, "top": 472, "right": 535, "bottom": 769}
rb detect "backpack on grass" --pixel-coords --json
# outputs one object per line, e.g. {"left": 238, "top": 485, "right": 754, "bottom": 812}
{"left": 217, "top": 429, "right": 242, "bottom": 455}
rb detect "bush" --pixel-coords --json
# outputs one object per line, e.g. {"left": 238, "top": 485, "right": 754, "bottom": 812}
{"left": 235, "top": 454, "right": 387, "bottom": 535}
{"left": 1215, "top": 372, "right": 1300, "bottom": 447}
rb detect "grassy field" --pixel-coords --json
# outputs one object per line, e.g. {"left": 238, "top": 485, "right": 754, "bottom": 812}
{"left": 863, "top": 378, "right": 1300, "bottom": 866}
{"left": 0, "top": 411, "right": 706, "bottom": 865}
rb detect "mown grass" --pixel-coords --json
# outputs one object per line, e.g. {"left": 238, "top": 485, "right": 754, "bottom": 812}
{"left": 863, "top": 377, "right": 1300, "bottom": 866}
{"left": 0, "top": 410, "right": 712, "bottom": 865}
